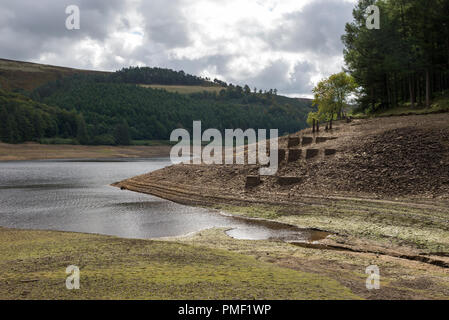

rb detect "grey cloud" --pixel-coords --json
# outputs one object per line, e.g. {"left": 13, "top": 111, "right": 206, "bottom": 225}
{"left": 139, "top": 0, "right": 192, "bottom": 49}
{"left": 270, "top": 0, "right": 354, "bottom": 56}
{"left": 0, "top": 0, "right": 354, "bottom": 96}
{"left": 0, "top": 0, "right": 127, "bottom": 61}
{"left": 231, "top": 60, "right": 315, "bottom": 95}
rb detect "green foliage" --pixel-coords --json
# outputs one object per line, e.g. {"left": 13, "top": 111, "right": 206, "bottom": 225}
{"left": 1, "top": 66, "right": 313, "bottom": 145}
{"left": 0, "top": 89, "right": 78, "bottom": 143}
{"left": 342, "top": 0, "right": 449, "bottom": 112}
{"left": 114, "top": 120, "right": 131, "bottom": 146}
{"left": 309, "top": 72, "right": 356, "bottom": 123}
{"left": 76, "top": 114, "right": 89, "bottom": 144}
{"left": 31, "top": 70, "right": 313, "bottom": 142}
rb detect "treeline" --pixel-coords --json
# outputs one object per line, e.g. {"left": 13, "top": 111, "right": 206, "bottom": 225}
{"left": 1, "top": 66, "right": 312, "bottom": 145}
{"left": 342, "top": 0, "right": 449, "bottom": 112}
{"left": 0, "top": 89, "right": 79, "bottom": 143}
{"left": 32, "top": 79, "right": 311, "bottom": 144}
{"left": 111, "top": 66, "right": 214, "bottom": 86}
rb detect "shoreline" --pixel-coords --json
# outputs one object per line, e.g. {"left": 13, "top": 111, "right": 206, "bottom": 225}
{"left": 1, "top": 222, "right": 448, "bottom": 299}
{"left": 0, "top": 143, "right": 172, "bottom": 161}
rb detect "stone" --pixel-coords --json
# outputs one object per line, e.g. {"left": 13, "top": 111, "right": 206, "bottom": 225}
{"left": 306, "top": 149, "right": 320, "bottom": 159}
{"left": 277, "top": 176, "right": 301, "bottom": 185}
{"left": 324, "top": 149, "right": 337, "bottom": 156}
{"left": 245, "top": 175, "right": 261, "bottom": 188}
{"left": 288, "top": 137, "right": 300, "bottom": 148}
{"left": 302, "top": 136, "right": 313, "bottom": 146}
{"left": 288, "top": 149, "right": 302, "bottom": 162}
{"left": 278, "top": 148, "right": 286, "bottom": 163}
{"left": 315, "top": 137, "right": 328, "bottom": 143}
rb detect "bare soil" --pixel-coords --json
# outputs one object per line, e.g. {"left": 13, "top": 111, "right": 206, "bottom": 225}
{"left": 116, "top": 113, "right": 449, "bottom": 204}
{"left": 114, "top": 114, "right": 449, "bottom": 299}
{"left": 0, "top": 143, "right": 171, "bottom": 161}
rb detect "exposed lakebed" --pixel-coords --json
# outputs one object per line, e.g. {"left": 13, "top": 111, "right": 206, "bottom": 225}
{"left": 0, "top": 158, "right": 328, "bottom": 242}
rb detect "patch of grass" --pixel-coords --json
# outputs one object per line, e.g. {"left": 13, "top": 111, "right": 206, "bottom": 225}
{"left": 131, "top": 140, "right": 176, "bottom": 146}
{"left": 352, "top": 95, "right": 449, "bottom": 118}
{"left": 39, "top": 138, "right": 78, "bottom": 145}
{"left": 213, "top": 204, "right": 283, "bottom": 220}
{"left": 0, "top": 227, "right": 359, "bottom": 300}
{"left": 139, "top": 84, "right": 224, "bottom": 95}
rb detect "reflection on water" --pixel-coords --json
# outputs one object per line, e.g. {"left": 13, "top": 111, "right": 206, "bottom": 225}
{"left": 0, "top": 159, "right": 328, "bottom": 241}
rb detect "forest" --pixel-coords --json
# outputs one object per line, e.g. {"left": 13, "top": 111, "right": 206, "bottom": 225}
{"left": 0, "top": 67, "right": 313, "bottom": 145}
{"left": 0, "top": 89, "right": 79, "bottom": 144}
{"left": 342, "top": 0, "right": 449, "bottom": 113}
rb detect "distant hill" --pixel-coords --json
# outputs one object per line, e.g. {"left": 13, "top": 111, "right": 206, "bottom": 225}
{"left": 0, "top": 58, "right": 107, "bottom": 92}
{"left": 0, "top": 59, "right": 314, "bottom": 145}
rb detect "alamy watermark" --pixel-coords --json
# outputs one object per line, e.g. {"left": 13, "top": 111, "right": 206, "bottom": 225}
{"left": 365, "top": 265, "right": 380, "bottom": 290}
{"left": 366, "top": 5, "right": 380, "bottom": 30}
{"left": 65, "top": 5, "right": 80, "bottom": 30}
{"left": 66, "top": 265, "right": 80, "bottom": 290}
{"left": 170, "top": 121, "right": 279, "bottom": 175}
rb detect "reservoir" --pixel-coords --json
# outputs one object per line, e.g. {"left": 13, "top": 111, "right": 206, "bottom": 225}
{"left": 0, "top": 159, "right": 327, "bottom": 241}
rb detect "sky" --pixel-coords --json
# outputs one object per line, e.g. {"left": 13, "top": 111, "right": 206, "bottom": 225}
{"left": 0, "top": 0, "right": 357, "bottom": 97}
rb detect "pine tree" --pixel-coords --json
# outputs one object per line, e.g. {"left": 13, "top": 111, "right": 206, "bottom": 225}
{"left": 76, "top": 114, "right": 89, "bottom": 144}
{"left": 114, "top": 120, "right": 131, "bottom": 145}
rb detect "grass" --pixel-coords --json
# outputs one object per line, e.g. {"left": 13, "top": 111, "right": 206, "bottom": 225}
{"left": 0, "top": 227, "right": 359, "bottom": 300}
{"left": 131, "top": 140, "right": 176, "bottom": 146}
{"left": 351, "top": 95, "right": 449, "bottom": 118}
{"left": 39, "top": 138, "right": 78, "bottom": 145}
{"left": 139, "top": 84, "right": 224, "bottom": 94}
{"left": 214, "top": 199, "right": 449, "bottom": 253}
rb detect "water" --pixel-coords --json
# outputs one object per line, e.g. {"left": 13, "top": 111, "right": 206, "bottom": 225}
{"left": 0, "top": 159, "right": 328, "bottom": 241}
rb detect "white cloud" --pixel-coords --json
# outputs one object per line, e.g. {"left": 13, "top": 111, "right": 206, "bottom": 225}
{"left": 0, "top": 0, "right": 357, "bottom": 96}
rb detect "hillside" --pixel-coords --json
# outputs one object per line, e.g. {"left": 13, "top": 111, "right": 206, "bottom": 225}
{"left": 0, "top": 89, "right": 79, "bottom": 143}
{"left": 117, "top": 113, "right": 449, "bottom": 203}
{"left": 0, "top": 59, "right": 313, "bottom": 145}
{"left": 115, "top": 113, "right": 449, "bottom": 271}
{"left": 0, "top": 58, "right": 107, "bottom": 92}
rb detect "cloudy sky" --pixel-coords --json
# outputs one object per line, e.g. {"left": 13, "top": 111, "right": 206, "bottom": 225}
{"left": 0, "top": 0, "right": 356, "bottom": 97}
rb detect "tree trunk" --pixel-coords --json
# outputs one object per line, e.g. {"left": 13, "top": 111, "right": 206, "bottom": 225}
{"left": 409, "top": 76, "right": 415, "bottom": 108}
{"left": 312, "top": 119, "right": 316, "bottom": 133}
{"left": 426, "top": 68, "right": 430, "bottom": 108}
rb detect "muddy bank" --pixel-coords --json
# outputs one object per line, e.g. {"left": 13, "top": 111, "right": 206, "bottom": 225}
{"left": 116, "top": 113, "right": 449, "bottom": 203}
{"left": 0, "top": 143, "right": 171, "bottom": 161}
{"left": 114, "top": 113, "right": 449, "bottom": 271}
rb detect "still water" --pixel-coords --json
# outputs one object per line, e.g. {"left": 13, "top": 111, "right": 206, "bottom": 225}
{"left": 0, "top": 159, "right": 325, "bottom": 241}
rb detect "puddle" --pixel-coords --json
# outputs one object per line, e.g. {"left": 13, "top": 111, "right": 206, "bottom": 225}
{"left": 225, "top": 215, "right": 331, "bottom": 242}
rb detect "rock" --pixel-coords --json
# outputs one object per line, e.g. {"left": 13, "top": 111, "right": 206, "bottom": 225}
{"left": 306, "top": 149, "right": 320, "bottom": 159}
{"left": 278, "top": 148, "right": 287, "bottom": 163}
{"left": 301, "top": 136, "right": 313, "bottom": 146}
{"left": 288, "top": 149, "right": 302, "bottom": 162}
{"left": 245, "top": 175, "right": 261, "bottom": 188}
{"left": 288, "top": 137, "right": 300, "bottom": 148}
{"left": 277, "top": 176, "right": 301, "bottom": 185}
